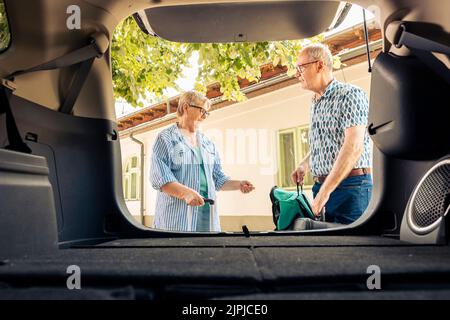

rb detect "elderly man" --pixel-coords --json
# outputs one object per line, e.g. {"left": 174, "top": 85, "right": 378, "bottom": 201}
{"left": 291, "top": 44, "right": 373, "bottom": 225}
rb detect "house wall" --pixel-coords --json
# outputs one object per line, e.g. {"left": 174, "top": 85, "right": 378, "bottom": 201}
{"left": 119, "top": 60, "right": 373, "bottom": 231}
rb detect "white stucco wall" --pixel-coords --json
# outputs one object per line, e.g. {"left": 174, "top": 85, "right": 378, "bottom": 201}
{"left": 120, "top": 60, "right": 373, "bottom": 220}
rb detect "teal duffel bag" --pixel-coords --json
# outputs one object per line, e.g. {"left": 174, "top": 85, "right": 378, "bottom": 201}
{"left": 269, "top": 183, "right": 316, "bottom": 230}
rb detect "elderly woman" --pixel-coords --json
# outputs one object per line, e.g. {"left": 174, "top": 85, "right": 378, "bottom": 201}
{"left": 150, "top": 91, "right": 255, "bottom": 232}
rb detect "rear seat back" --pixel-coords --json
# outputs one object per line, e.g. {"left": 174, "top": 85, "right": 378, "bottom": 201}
{"left": 0, "top": 148, "right": 58, "bottom": 259}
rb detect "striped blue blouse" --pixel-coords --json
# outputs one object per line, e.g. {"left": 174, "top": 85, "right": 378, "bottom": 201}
{"left": 150, "top": 123, "right": 230, "bottom": 232}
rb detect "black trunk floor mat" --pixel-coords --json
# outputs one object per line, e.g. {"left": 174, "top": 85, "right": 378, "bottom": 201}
{"left": 88, "top": 235, "right": 411, "bottom": 248}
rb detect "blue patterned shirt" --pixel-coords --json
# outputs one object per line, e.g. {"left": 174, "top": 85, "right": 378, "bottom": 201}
{"left": 150, "top": 124, "right": 230, "bottom": 232}
{"left": 309, "top": 79, "right": 372, "bottom": 177}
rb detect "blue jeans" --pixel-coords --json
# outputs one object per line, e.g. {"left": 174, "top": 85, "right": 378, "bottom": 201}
{"left": 312, "top": 174, "right": 373, "bottom": 225}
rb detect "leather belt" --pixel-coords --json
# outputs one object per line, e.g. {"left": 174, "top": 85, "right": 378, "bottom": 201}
{"left": 314, "top": 168, "right": 371, "bottom": 184}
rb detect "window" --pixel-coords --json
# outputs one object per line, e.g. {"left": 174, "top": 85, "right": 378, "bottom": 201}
{"left": 115, "top": 5, "right": 379, "bottom": 232}
{"left": 123, "top": 155, "right": 140, "bottom": 201}
{"left": 277, "top": 125, "right": 313, "bottom": 189}
{"left": 298, "top": 126, "right": 314, "bottom": 187}
{"left": 0, "top": 0, "right": 10, "bottom": 52}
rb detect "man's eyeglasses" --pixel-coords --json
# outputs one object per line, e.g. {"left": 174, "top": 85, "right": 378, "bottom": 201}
{"left": 189, "top": 104, "right": 210, "bottom": 117}
{"left": 296, "top": 60, "right": 319, "bottom": 74}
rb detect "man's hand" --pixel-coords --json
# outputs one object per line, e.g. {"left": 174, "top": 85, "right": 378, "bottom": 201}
{"left": 311, "top": 190, "right": 330, "bottom": 217}
{"left": 308, "top": 125, "right": 366, "bottom": 216}
{"left": 239, "top": 180, "right": 255, "bottom": 194}
{"left": 291, "top": 164, "right": 307, "bottom": 185}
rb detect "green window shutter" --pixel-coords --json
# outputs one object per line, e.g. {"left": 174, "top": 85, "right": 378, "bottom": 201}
{"left": 131, "top": 156, "right": 138, "bottom": 168}
{"left": 130, "top": 173, "right": 137, "bottom": 199}
{"left": 297, "top": 125, "right": 313, "bottom": 188}
{"left": 277, "top": 129, "right": 298, "bottom": 188}
{"left": 123, "top": 155, "right": 141, "bottom": 201}
{"left": 277, "top": 125, "right": 314, "bottom": 190}
{"left": 124, "top": 177, "right": 129, "bottom": 200}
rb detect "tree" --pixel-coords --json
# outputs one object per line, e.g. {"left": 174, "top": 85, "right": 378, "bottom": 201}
{"left": 0, "top": 1, "right": 10, "bottom": 51}
{"left": 112, "top": 17, "right": 341, "bottom": 107}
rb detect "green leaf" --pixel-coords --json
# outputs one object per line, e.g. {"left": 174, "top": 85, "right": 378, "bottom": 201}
{"left": 110, "top": 16, "right": 335, "bottom": 106}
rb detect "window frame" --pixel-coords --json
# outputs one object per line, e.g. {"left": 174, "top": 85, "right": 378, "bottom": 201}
{"left": 276, "top": 124, "right": 313, "bottom": 190}
{"left": 123, "top": 155, "right": 141, "bottom": 201}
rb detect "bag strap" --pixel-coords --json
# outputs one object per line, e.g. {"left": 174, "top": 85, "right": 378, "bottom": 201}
{"left": 8, "top": 32, "right": 109, "bottom": 114}
{"left": 59, "top": 56, "right": 96, "bottom": 114}
{"left": 0, "top": 33, "right": 108, "bottom": 153}
{"left": 8, "top": 33, "right": 108, "bottom": 78}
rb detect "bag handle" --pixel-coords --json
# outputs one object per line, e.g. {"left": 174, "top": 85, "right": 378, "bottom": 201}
{"left": 187, "top": 197, "right": 215, "bottom": 232}
{"left": 296, "top": 181, "right": 303, "bottom": 197}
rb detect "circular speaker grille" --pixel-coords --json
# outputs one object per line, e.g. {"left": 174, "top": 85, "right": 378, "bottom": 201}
{"left": 408, "top": 160, "right": 450, "bottom": 234}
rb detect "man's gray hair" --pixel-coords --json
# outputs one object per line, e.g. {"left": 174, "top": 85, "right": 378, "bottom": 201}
{"left": 301, "top": 43, "right": 333, "bottom": 69}
{"left": 177, "top": 91, "right": 210, "bottom": 117}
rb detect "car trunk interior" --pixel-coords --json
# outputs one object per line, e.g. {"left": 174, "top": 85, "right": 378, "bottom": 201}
{"left": 0, "top": 0, "right": 449, "bottom": 299}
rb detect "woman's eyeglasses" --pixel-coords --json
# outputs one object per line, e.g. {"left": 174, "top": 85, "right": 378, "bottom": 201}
{"left": 189, "top": 104, "right": 210, "bottom": 117}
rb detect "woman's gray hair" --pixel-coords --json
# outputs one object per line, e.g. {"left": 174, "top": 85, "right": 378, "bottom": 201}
{"left": 301, "top": 43, "right": 333, "bottom": 69}
{"left": 177, "top": 91, "right": 210, "bottom": 117}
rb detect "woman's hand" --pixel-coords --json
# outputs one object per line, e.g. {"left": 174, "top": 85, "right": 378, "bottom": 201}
{"left": 183, "top": 189, "right": 205, "bottom": 206}
{"left": 219, "top": 180, "right": 255, "bottom": 193}
{"left": 161, "top": 182, "right": 205, "bottom": 206}
{"left": 239, "top": 180, "right": 255, "bottom": 194}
